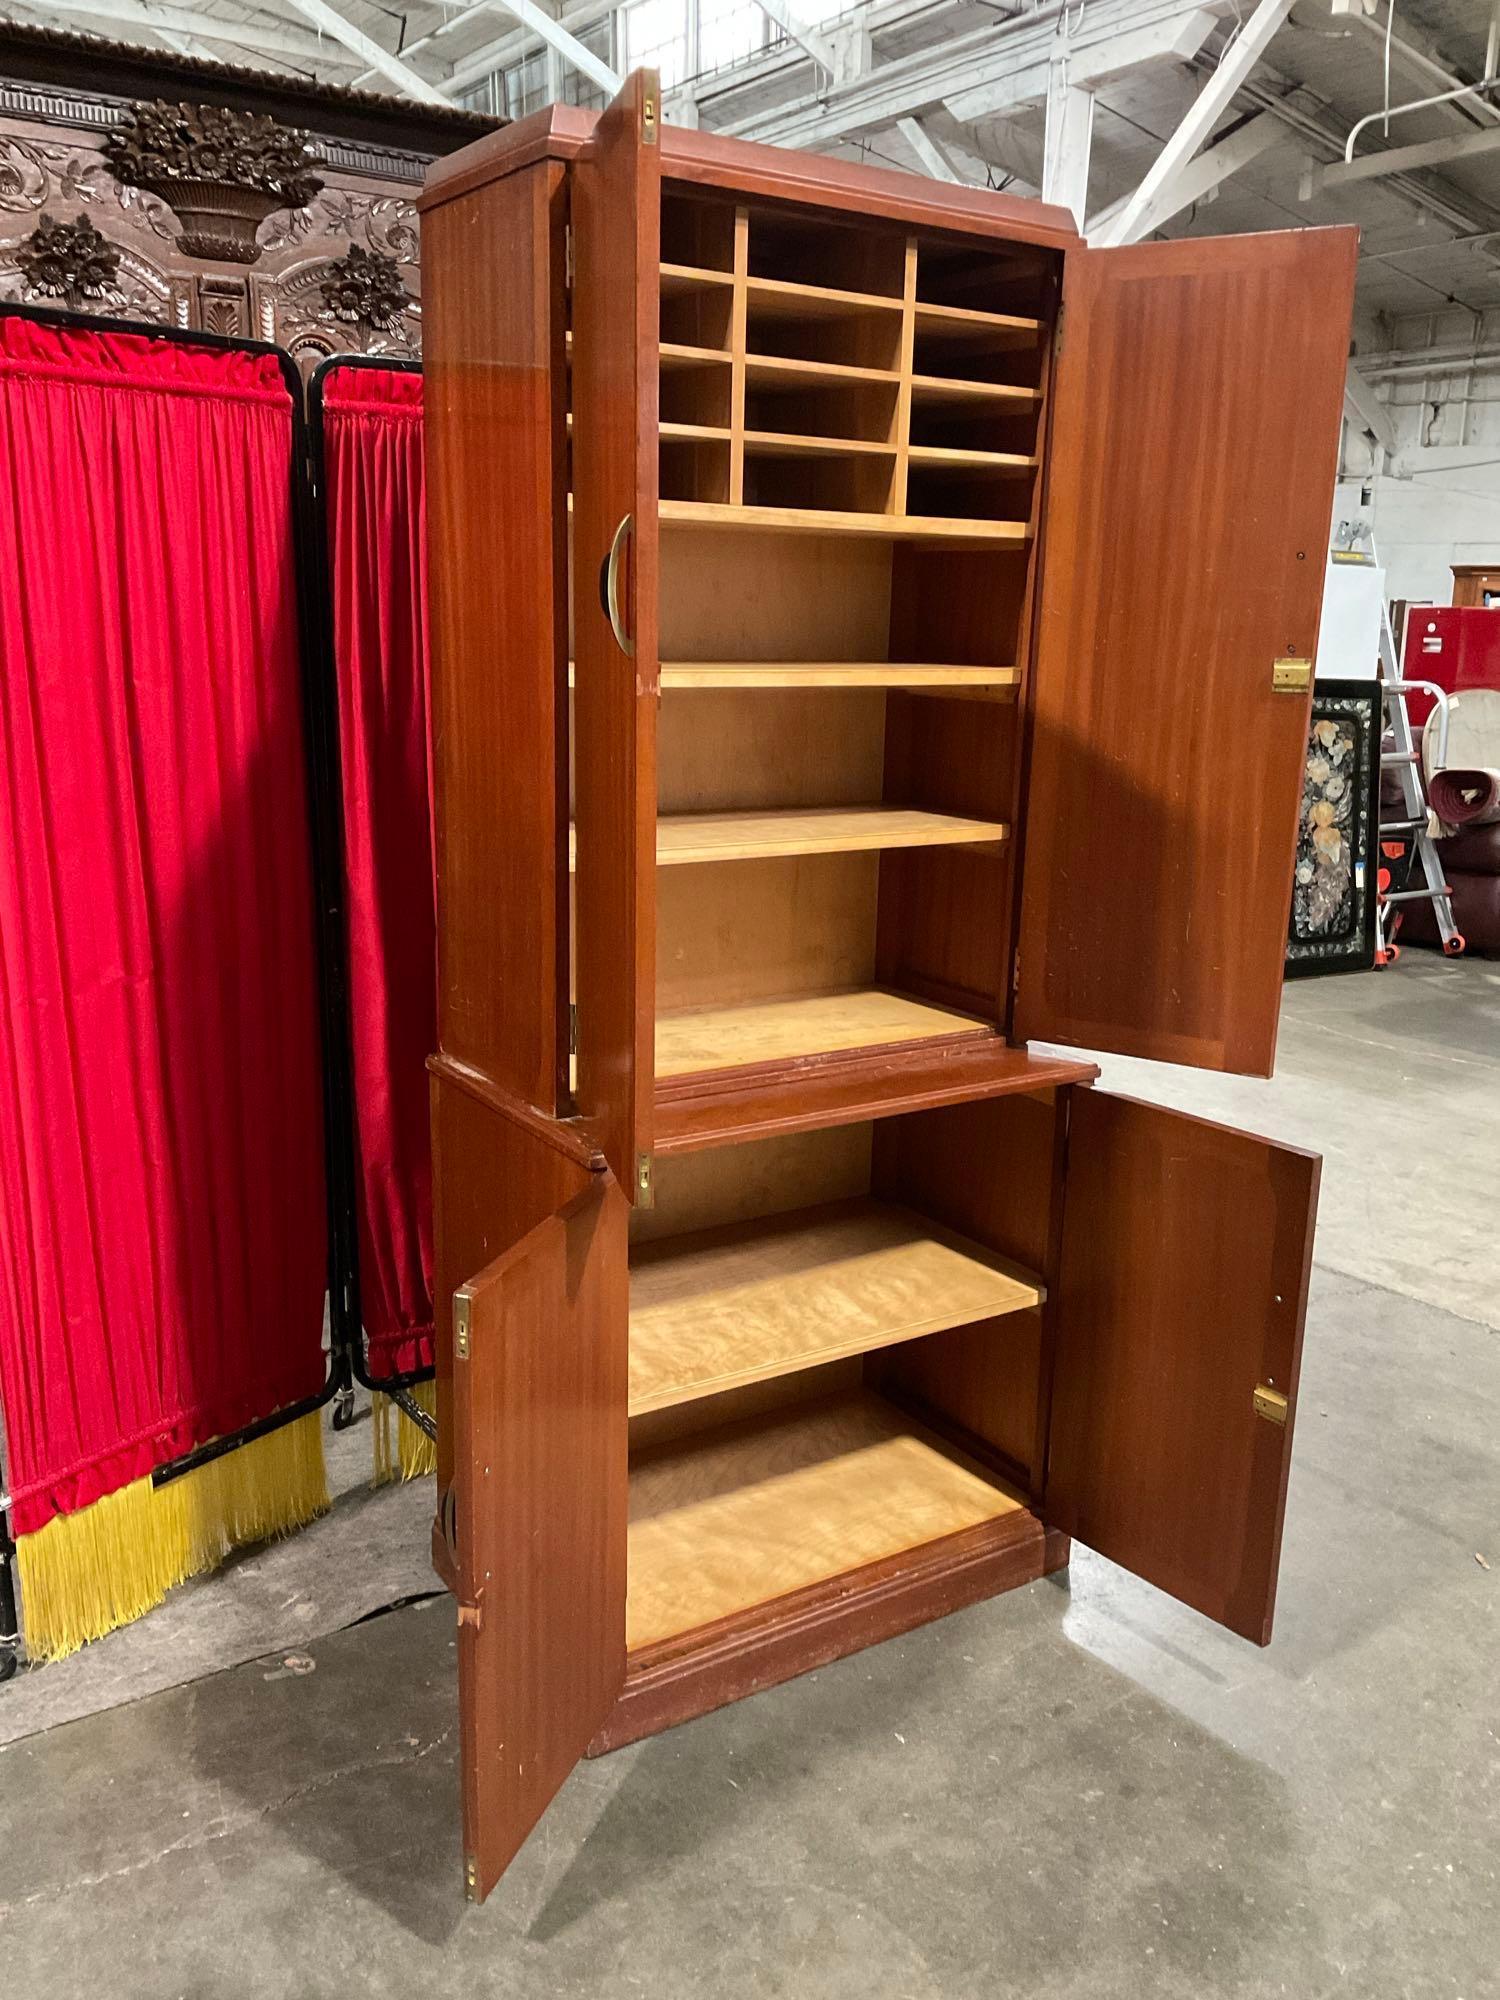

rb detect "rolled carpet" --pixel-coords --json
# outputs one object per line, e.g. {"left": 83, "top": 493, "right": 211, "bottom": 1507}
{"left": 1428, "top": 766, "right": 1500, "bottom": 826}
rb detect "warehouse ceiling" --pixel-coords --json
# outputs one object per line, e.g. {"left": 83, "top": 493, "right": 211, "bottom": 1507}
{"left": 4, "top": 0, "right": 1500, "bottom": 333}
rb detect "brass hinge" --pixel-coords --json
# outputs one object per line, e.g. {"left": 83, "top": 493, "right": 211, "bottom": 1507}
{"left": 642, "top": 93, "right": 658, "bottom": 144}
{"left": 1272, "top": 657, "right": 1312, "bottom": 694}
{"left": 1253, "top": 1382, "right": 1289, "bottom": 1426}
{"left": 635, "top": 1152, "right": 655, "bottom": 1207}
{"left": 1053, "top": 303, "right": 1065, "bottom": 362}
{"left": 564, "top": 223, "right": 574, "bottom": 289}
{"left": 464, "top": 1854, "right": 478, "bottom": 1900}
{"left": 454, "top": 1290, "right": 472, "bottom": 1362}
{"left": 1011, "top": 948, "right": 1021, "bottom": 997}
{"left": 569, "top": 1002, "right": 578, "bottom": 1055}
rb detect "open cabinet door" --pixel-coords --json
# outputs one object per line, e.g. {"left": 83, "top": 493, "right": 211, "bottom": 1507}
{"left": 1046, "top": 1090, "right": 1319, "bottom": 1644}
{"left": 446, "top": 1178, "right": 628, "bottom": 1899}
{"left": 1015, "top": 229, "right": 1357, "bottom": 1075}
{"left": 571, "top": 70, "right": 661, "bottom": 1197}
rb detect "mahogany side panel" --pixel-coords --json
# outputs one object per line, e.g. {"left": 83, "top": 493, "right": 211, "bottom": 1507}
{"left": 1016, "top": 228, "right": 1359, "bottom": 1076}
{"left": 1045, "top": 1089, "right": 1320, "bottom": 1645}
{"left": 431, "top": 1069, "right": 626, "bottom": 1900}
{"left": 571, "top": 70, "right": 661, "bottom": 1193}
{"left": 589, "top": 1512, "right": 1069, "bottom": 1754}
{"left": 424, "top": 158, "right": 569, "bottom": 1108}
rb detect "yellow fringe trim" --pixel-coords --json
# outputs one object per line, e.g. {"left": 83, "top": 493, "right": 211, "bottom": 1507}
{"left": 15, "top": 1411, "right": 329, "bottom": 1663}
{"left": 371, "top": 1379, "right": 437, "bottom": 1486}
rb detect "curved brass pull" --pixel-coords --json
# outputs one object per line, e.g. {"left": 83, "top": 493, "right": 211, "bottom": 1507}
{"left": 604, "top": 512, "right": 634, "bottom": 658}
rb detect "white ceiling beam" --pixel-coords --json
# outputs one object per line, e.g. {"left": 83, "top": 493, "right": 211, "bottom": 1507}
{"left": 1087, "top": 108, "right": 1281, "bottom": 238}
{"left": 727, "top": 0, "right": 1230, "bottom": 148}
{"left": 282, "top": 0, "right": 448, "bottom": 101}
{"left": 443, "top": 0, "right": 621, "bottom": 96}
{"left": 897, "top": 115, "right": 964, "bottom": 183}
{"left": 1329, "top": 0, "right": 1500, "bottom": 127}
{"left": 749, "top": 0, "right": 837, "bottom": 80}
{"left": 1041, "top": 66, "right": 1094, "bottom": 227}
{"left": 1345, "top": 361, "right": 1396, "bottom": 454}
{"left": 1305, "top": 121, "right": 1500, "bottom": 195}
{"left": 945, "top": 8, "right": 1221, "bottom": 126}
{"left": 1092, "top": 0, "right": 1294, "bottom": 246}
{"left": 9, "top": 0, "right": 362, "bottom": 66}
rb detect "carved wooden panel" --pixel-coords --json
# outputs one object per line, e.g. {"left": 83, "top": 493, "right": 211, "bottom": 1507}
{"left": 0, "top": 80, "right": 424, "bottom": 371}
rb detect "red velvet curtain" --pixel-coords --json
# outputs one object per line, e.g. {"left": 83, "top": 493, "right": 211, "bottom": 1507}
{"left": 322, "top": 365, "right": 434, "bottom": 1381}
{"left": 0, "top": 317, "right": 328, "bottom": 1535}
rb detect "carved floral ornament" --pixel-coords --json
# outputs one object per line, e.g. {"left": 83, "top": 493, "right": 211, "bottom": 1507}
{"left": 319, "top": 241, "right": 412, "bottom": 331}
{"left": 103, "top": 100, "right": 325, "bottom": 265}
{"left": 17, "top": 211, "right": 120, "bottom": 304}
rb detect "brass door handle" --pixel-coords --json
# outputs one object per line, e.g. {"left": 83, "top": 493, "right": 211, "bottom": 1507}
{"left": 600, "top": 512, "right": 634, "bottom": 658}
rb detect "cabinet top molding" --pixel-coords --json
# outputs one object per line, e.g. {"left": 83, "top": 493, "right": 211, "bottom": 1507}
{"left": 418, "top": 97, "right": 1080, "bottom": 251}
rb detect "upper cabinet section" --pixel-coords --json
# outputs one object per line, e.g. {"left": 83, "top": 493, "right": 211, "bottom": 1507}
{"left": 1015, "top": 228, "right": 1358, "bottom": 1078}
{"left": 653, "top": 182, "right": 1060, "bottom": 546}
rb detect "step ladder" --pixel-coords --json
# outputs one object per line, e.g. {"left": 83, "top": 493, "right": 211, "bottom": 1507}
{"left": 1375, "top": 599, "right": 1463, "bottom": 965}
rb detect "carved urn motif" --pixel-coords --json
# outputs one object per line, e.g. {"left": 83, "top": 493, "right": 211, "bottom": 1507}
{"left": 103, "top": 100, "right": 324, "bottom": 265}
{"left": 17, "top": 212, "right": 121, "bottom": 306}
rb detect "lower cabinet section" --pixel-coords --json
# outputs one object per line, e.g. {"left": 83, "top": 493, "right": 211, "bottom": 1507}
{"left": 432, "top": 1063, "right": 1319, "bottom": 1897}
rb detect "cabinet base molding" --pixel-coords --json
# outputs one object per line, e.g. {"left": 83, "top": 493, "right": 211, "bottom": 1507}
{"left": 587, "top": 1511, "right": 1070, "bottom": 1754}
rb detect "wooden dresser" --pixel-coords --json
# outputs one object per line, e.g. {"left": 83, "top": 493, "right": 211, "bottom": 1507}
{"left": 418, "top": 73, "right": 1357, "bottom": 1902}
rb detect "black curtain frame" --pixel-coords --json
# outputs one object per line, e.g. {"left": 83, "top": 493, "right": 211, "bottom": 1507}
{"left": 0, "top": 306, "right": 435, "bottom": 1675}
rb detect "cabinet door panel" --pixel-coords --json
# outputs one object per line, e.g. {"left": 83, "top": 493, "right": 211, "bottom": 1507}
{"left": 1016, "top": 229, "right": 1357, "bottom": 1075}
{"left": 1046, "top": 1089, "right": 1318, "bottom": 1644}
{"left": 572, "top": 70, "right": 661, "bottom": 1191}
{"left": 445, "top": 1170, "right": 627, "bottom": 1900}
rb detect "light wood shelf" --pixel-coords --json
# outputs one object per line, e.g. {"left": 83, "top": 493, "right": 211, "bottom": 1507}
{"left": 746, "top": 275, "right": 905, "bottom": 321}
{"left": 907, "top": 444, "right": 1036, "bottom": 472}
{"left": 658, "top": 806, "right": 1008, "bottom": 865}
{"left": 655, "top": 987, "right": 993, "bottom": 1079}
{"left": 568, "top": 807, "right": 1009, "bottom": 870}
{"left": 661, "top": 421, "right": 733, "bottom": 445}
{"left": 627, "top": 1390, "right": 1026, "bottom": 1648}
{"left": 909, "top": 374, "right": 1041, "bottom": 409}
{"left": 914, "top": 301, "right": 1041, "bottom": 342}
{"left": 629, "top": 1197, "right": 1043, "bottom": 1417}
{"left": 660, "top": 500, "right": 1030, "bottom": 545}
{"left": 660, "top": 262, "right": 735, "bottom": 296}
{"left": 743, "top": 430, "right": 897, "bottom": 460}
{"left": 658, "top": 663, "right": 1020, "bottom": 693}
{"left": 661, "top": 341, "right": 733, "bottom": 371}
{"left": 745, "top": 353, "right": 900, "bottom": 392}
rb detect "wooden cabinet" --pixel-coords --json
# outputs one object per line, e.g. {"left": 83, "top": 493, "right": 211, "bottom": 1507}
{"left": 419, "top": 76, "right": 1354, "bottom": 1902}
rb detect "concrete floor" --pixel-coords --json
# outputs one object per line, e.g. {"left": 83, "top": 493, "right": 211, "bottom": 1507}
{"left": 1, "top": 956, "right": 1496, "bottom": 1999}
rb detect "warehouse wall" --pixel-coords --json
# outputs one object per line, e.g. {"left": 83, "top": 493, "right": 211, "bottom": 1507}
{"left": 1335, "top": 455, "right": 1500, "bottom": 606}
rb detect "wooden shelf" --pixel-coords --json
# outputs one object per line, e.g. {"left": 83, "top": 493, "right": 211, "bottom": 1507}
{"left": 569, "top": 809, "right": 1008, "bottom": 871}
{"left": 914, "top": 301, "right": 1040, "bottom": 343}
{"left": 660, "top": 500, "right": 1030, "bottom": 546}
{"left": 629, "top": 1197, "right": 1043, "bottom": 1417}
{"left": 909, "top": 374, "right": 1041, "bottom": 409}
{"left": 745, "top": 353, "right": 900, "bottom": 392}
{"left": 746, "top": 275, "right": 904, "bottom": 321}
{"left": 658, "top": 806, "right": 1007, "bottom": 865}
{"left": 660, "top": 262, "right": 735, "bottom": 296}
{"left": 661, "top": 342, "right": 733, "bottom": 371}
{"left": 655, "top": 987, "right": 993, "bottom": 1079}
{"left": 654, "top": 1042, "right": 1100, "bottom": 1156}
{"left": 661, "top": 421, "right": 732, "bottom": 445}
{"left": 907, "top": 445, "right": 1036, "bottom": 472}
{"left": 627, "top": 1390, "right": 1027, "bottom": 1648}
{"left": 658, "top": 662, "right": 1020, "bottom": 693}
{"left": 743, "top": 430, "right": 897, "bottom": 460}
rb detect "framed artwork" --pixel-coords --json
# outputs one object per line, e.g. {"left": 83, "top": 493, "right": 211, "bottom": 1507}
{"left": 1286, "top": 679, "right": 1382, "bottom": 977}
